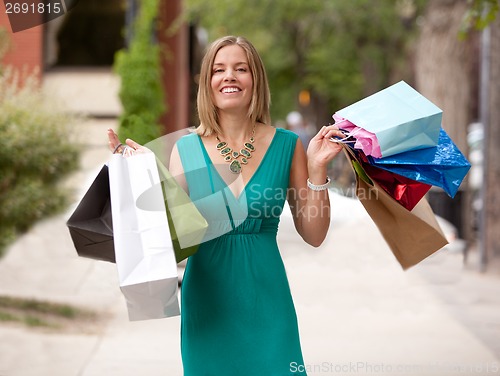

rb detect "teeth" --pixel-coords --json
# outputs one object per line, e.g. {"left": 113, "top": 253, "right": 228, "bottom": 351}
{"left": 222, "top": 87, "right": 239, "bottom": 93}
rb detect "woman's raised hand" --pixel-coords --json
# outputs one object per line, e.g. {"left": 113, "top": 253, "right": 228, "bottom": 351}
{"left": 306, "top": 124, "right": 345, "bottom": 169}
{"left": 107, "top": 128, "right": 149, "bottom": 157}
{"left": 107, "top": 128, "right": 123, "bottom": 153}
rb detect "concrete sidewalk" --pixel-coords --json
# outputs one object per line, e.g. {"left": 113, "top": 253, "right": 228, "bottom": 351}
{"left": 0, "top": 69, "right": 499, "bottom": 376}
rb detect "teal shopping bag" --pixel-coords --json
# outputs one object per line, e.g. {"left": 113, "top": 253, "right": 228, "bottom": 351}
{"left": 336, "top": 81, "right": 442, "bottom": 157}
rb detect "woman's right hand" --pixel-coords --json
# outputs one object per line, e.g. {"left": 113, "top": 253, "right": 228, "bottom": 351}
{"left": 107, "top": 128, "right": 124, "bottom": 153}
{"left": 107, "top": 128, "right": 148, "bottom": 156}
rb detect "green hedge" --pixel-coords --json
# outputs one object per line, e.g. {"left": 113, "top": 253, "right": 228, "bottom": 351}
{"left": 114, "top": 0, "right": 165, "bottom": 145}
{"left": 0, "top": 69, "right": 80, "bottom": 256}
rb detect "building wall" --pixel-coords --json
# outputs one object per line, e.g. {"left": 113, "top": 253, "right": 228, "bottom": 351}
{"left": 0, "top": 2, "right": 43, "bottom": 82}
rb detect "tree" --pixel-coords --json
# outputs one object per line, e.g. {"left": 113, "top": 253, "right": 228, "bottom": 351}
{"left": 415, "top": 0, "right": 477, "bottom": 154}
{"left": 413, "top": 0, "right": 479, "bottom": 246}
{"left": 185, "top": 0, "right": 427, "bottom": 125}
{"left": 414, "top": 0, "right": 500, "bottom": 270}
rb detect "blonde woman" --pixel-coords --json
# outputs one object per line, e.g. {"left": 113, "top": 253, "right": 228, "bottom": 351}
{"left": 108, "top": 35, "right": 344, "bottom": 375}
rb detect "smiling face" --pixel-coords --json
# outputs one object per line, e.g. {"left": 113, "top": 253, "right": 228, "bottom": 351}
{"left": 196, "top": 36, "right": 271, "bottom": 136}
{"left": 211, "top": 44, "right": 253, "bottom": 115}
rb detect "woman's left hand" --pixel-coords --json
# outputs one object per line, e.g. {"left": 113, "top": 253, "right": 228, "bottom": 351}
{"left": 306, "top": 125, "right": 345, "bottom": 169}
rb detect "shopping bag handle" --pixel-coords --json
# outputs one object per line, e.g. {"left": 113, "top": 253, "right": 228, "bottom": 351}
{"left": 328, "top": 114, "right": 359, "bottom": 144}
{"left": 342, "top": 144, "right": 373, "bottom": 186}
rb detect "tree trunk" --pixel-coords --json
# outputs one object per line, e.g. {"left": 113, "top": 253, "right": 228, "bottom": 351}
{"left": 415, "top": 0, "right": 477, "bottom": 150}
{"left": 414, "top": 0, "right": 479, "bottom": 248}
{"left": 483, "top": 16, "right": 500, "bottom": 267}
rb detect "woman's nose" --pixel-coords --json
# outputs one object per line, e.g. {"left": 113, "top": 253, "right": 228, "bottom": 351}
{"left": 224, "top": 69, "right": 236, "bottom": 81}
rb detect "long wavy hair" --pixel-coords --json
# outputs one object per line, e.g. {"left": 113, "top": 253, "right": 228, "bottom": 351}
{"left": 196, "top": 36, "right": 271, "bottom": 136}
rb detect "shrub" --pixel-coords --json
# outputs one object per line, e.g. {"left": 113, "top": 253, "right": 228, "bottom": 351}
{"left": 113, "top": 0, "right": 166, "bottom": 145}
{"left": 0, "top": 68, "right": 80, "bottom": 256}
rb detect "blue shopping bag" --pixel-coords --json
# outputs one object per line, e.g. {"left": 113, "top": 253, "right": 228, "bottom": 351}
{"left": 336, "top": 81, "right": 442, "bottom": 157}
{"left": 368, "top": 128, "right": 471, "bottom": 198}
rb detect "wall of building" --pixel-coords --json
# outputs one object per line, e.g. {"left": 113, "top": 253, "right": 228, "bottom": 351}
{"left": 0, "top": 3, "right": 43, "bottom": 82}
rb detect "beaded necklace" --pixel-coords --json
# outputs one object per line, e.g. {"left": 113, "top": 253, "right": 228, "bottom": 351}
{"left": 215, "top": 125, "right": 256, "bottom": 174}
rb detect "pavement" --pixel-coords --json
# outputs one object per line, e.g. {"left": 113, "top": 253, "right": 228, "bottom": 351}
{"left": 0, "top": 68, "right": 500, "bottom": 376}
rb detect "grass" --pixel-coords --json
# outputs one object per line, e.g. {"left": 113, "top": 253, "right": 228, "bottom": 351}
{"left": 0, "top": 295, "right": 98, "bottom": 330}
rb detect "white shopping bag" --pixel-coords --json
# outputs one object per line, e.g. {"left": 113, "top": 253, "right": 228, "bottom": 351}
{"left": 108, "top": 151, "right": 180, "bottom": 321}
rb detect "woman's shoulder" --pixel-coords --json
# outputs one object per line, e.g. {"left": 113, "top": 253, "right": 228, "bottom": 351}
{"left": 275, "top": 127, "right": 299, "bottom": 140}
{"left": 176, "top": 131, "right": 199, "bottom": 148}
{"left": 272, "top": 127, "right": 299, "bottom": 148}
{"left": 258, "top": 123, "right": 298, "bottom": 141}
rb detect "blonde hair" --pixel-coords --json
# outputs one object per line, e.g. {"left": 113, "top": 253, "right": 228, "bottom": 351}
{"left": 196, "top": 36, "right": 271, "bottom": 136}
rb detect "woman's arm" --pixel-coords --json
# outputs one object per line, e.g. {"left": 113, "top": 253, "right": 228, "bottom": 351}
{"left": 287, "top": 126, "right": 344, "bottom": 247}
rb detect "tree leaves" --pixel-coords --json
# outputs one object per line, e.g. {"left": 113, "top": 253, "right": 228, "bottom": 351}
{"left": 185, "top": 0, "right": 426, "bottom": 123}
{"left": 460, "top": 0, "right": 500, "bottom": 38}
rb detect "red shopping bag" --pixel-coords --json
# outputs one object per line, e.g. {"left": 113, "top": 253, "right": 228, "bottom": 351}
{"left": 347, "top": 146, "right": 431, "bottom": 211}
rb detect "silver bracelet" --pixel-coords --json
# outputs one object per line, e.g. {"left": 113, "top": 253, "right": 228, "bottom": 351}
{"left": 307, "top": 176, "right": 331, "bottom": 191}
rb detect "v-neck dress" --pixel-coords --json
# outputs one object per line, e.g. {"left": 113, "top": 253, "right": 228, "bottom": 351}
{"left": 176, "top": 128, "right": 307, "bottom": 376}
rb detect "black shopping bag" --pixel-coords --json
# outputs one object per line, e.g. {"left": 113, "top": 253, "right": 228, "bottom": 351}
{"left": 67, "top": 165, "right": 115, "bottom": 263}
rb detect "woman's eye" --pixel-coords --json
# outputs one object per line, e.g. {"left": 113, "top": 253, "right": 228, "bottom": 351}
{"left": 213, "top": 69, "right": 224, "bottom": 74}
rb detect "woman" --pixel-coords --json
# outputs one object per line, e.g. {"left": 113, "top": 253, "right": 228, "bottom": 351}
{"left": 108, "top": 36, "right": 344, "bottom": 375}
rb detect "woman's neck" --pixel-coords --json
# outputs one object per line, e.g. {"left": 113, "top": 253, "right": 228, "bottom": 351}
{"left": 217, "top": 112, "right": 254, "bottom": 142}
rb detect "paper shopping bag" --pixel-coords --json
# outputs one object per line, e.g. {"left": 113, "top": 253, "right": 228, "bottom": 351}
{"left": 336, "top": 81, "right": 442, "bottom": 157}
{"left": 345, "top": 149, "right": 448, "bottom": 269}
{"left": 356, "top": 178, "right": 448, "bottom": 269}
{"left": 155, "top": 160, "right": 208, "bottom": 262}
{"left": 66, "top": 165, "right": 115, "bottom": 263}
{"left": 109, "top": 152, "right": 180, "bottom": 321}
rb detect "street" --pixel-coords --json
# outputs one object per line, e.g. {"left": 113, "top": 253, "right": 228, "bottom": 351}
{"left": 0, "top": 70, "right": 498, "bottom": 376}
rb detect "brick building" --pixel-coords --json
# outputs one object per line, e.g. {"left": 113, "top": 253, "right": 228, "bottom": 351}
{"left": 0, "top": 0, "right": 191, "bottom": 134}
{"left": 0, "top": 3, "right": 43, "bottom": 82}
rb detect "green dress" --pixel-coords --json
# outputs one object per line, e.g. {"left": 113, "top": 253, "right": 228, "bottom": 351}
{"left": 176, "top": 128, "right": 307, "bottom": 376}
